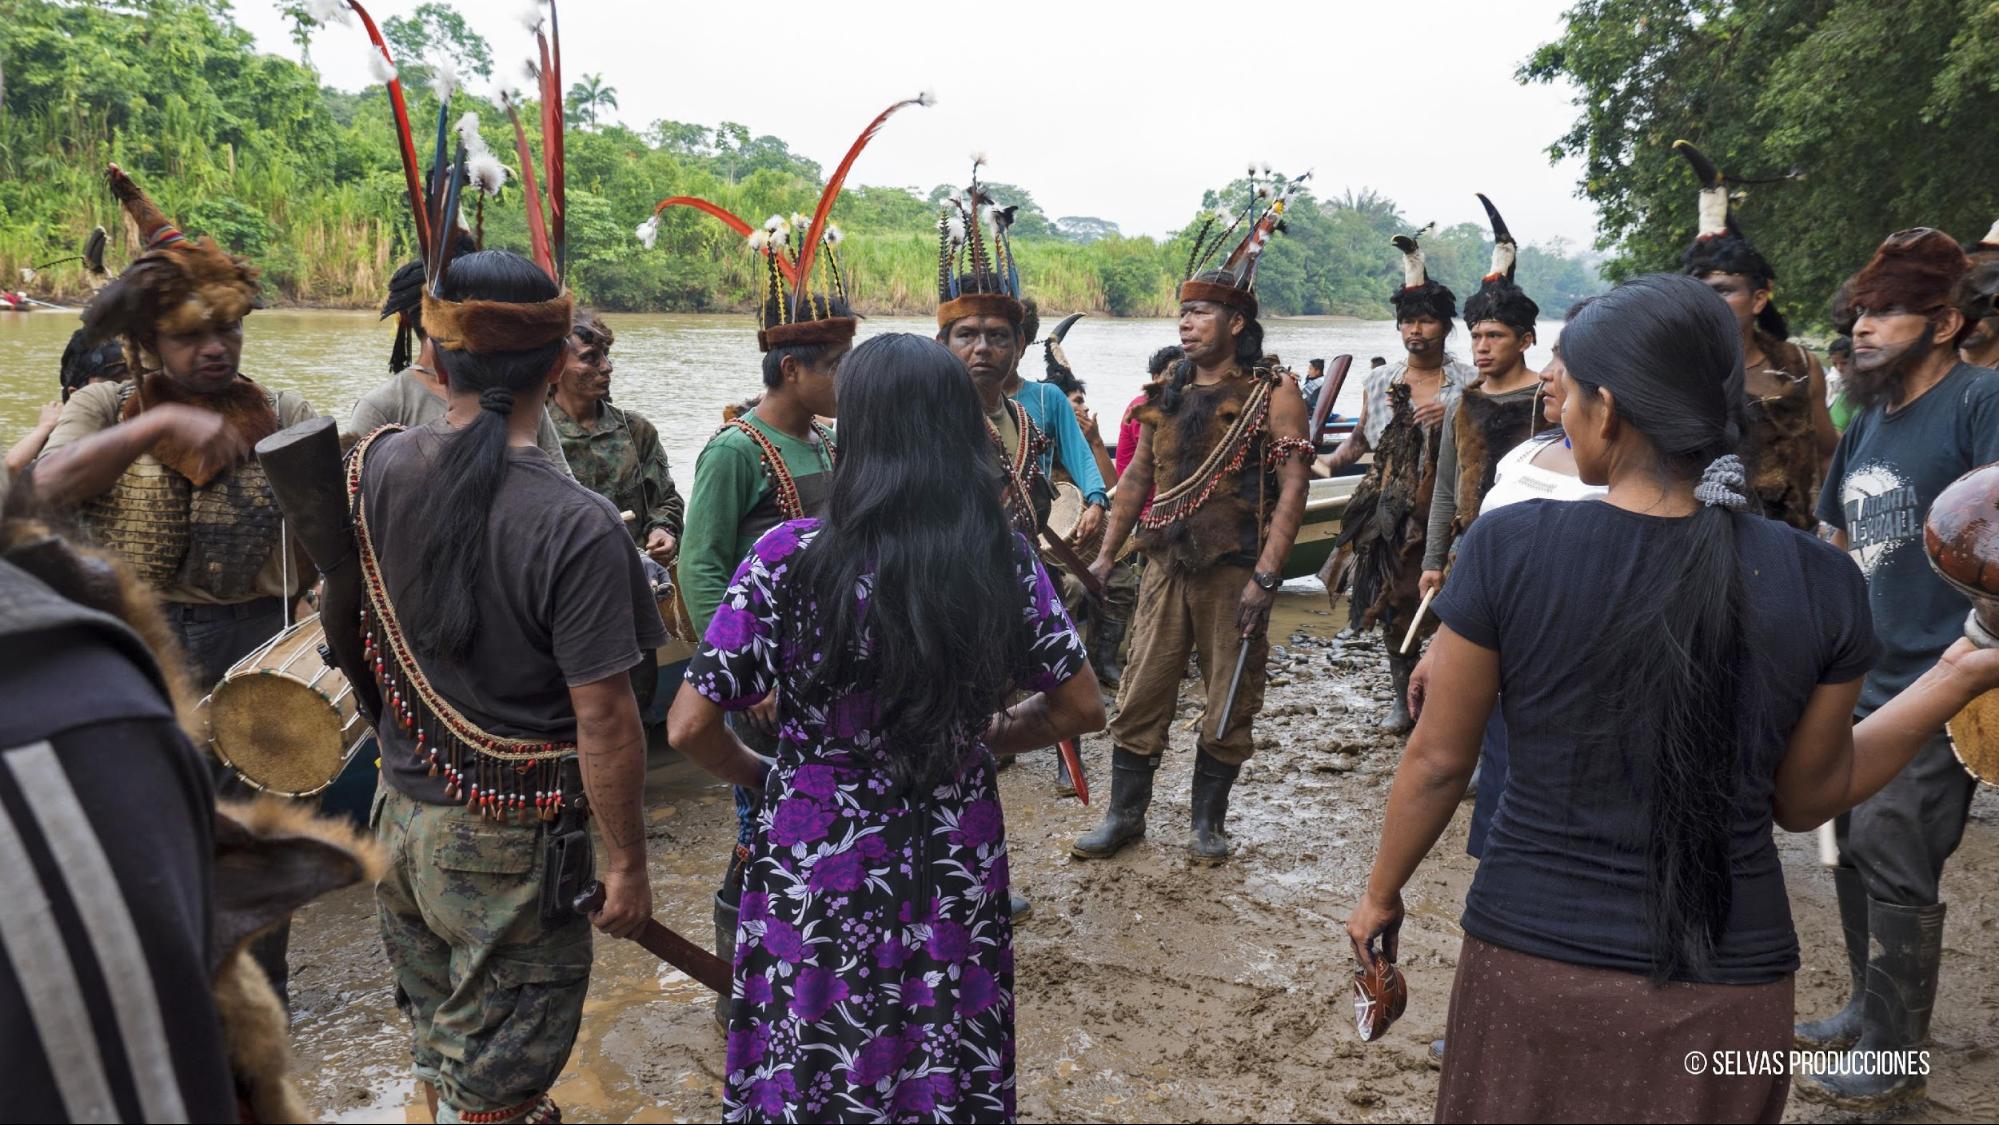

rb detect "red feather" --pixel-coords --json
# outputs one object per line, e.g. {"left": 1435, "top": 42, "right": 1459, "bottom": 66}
{"left": 788, "top": 93, "right": 932, "bottom": 320}
{"left": 536, "top": 25, "right": 565, "bottom": 282}
{"left": 549, "top": 0, "right": 564, "bottom": 268}
{"left": 345, "top": 0, "right": 431, "bottom": 256}
{"left": 502, "top": 94, "right": 555, "bottom": 278}
{"left": 651, "top": 197, "right": 798, "bottom": 285}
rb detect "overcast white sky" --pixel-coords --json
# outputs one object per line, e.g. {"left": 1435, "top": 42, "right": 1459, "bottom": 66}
{"left": 233, "top": 0, "right": 1602, "bottom": 250}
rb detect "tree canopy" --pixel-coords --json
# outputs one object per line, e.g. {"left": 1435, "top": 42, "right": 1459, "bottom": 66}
{"left": 1524, "top": 0, "right": 1999, "bottom": 331}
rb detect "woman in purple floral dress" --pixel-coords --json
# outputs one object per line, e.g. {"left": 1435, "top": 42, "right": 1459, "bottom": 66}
{"left": 668, "top": 334, "right": 1105, "bottom": 1124}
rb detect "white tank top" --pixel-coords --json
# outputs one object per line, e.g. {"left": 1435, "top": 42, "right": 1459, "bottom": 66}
{"left": 1481, "top": 434, "right": 1608, "bottom": 514}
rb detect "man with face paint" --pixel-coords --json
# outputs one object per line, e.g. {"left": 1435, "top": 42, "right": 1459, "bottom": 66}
{"left": 1420, "top": 196, "right": 1541, "bottom": 604}
{"left": 1324, "top": 226, "right": 1474, "bottom": 733}
{"left": 1073, "top": 177, "right": 1313, "bottom": 863}
{"left": 548, "top": 309, "right": 684, "bottom": 563}
{"left": 1794, "top": 228, "right": 1999, "bottom": 1111}
{"left": 1672, "top": 142, "right": 1836, "bottom": 530}
{"left": 34, "top": 166, "right": 316, "bottom": 691}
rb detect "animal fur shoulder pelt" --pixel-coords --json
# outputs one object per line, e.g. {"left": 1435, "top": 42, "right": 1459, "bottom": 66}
{"left": 1332, "top": 381, "right": 1444, "bottom": 635}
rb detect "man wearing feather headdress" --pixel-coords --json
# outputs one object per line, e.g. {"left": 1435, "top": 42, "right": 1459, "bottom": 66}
{"left": 1419, "top": 195, "right": 1541, "bottom": 601}
{"left": 1322, "top": 225, "right": 1475, "bottom": 733}
{"left": 30, "top": 164, "right": 319, "bottom": 1007}
{"left": 1072, "top": 171, "right": 1313, "bottom": 864}
{"left": 934, "top": 160, "right": 1052, "bottom": 541}
{"left": 1672, "top": 141, "right": 1836, "bottom": 531}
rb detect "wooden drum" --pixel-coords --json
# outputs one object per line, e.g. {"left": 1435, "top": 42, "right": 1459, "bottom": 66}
{"left": 208, "top": 614, "right": 369, "bottom": 798}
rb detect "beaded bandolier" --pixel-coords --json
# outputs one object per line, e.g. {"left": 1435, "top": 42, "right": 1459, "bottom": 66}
{"left": 722, "top": 417, "right": 837, "bottom": 520}
{"left": 1134, "top": 367, "right": 1310, "bottom": 572}
{"left": 350, "top": 425, "right": 574, "bottom": 822}
{"left": 987, "top": 399, "right": 1050, "bottom": 538}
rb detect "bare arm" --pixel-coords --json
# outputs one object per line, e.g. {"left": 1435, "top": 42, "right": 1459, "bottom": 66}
{"left": 1253, "top": 376, "right": 1313, "bottom": 578}
{"left": 1773, "top": 640, "right": 1999, "bottom": 830}
{"left": 665, "top": 680, "right": 771, "bottom": 789}
{"left": 5, "top": 402, "right": 61, "bottom": 474}
{"left": 1347, "top": 626, "right": 1495, "bottom": 968}
{"left": 570, "top": 672, "right": 652, "bottom": 937}
{"left": 1319, "top": 408, "right": 1371, "bottom": 472}
{"left": 1081, "top": 408, "right": 1118, "bottom": 485}
{"left": 982, "top": 662, "right": 1106, "bottom": 757}
{"left": 33, "top": 405, "right": 242, "bottom": 505}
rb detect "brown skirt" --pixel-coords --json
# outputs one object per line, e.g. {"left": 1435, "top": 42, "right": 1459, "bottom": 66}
{"left": 1436, "top": 936, "right": 1793, "bottom": 1124}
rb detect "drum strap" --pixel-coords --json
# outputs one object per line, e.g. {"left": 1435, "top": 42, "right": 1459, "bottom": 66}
{"left": 348, "top": 426, "right": 575, "bottom": 823}
{"left": 721, "top": 417, "right": 836, "bottom": 521}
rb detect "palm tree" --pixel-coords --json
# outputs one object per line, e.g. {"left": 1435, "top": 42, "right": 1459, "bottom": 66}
{"left": 566, "top": 73, "right": 618, "bottom": 129}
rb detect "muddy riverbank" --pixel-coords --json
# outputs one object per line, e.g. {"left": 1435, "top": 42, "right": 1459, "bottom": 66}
{"left": 284, "top": 588, "right": 1999, "bottom": 1123}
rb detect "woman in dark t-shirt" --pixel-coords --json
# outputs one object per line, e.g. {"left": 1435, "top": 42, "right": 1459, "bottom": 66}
{"left": 1347, "top": 274, "right": 1999, "bottom": 1124}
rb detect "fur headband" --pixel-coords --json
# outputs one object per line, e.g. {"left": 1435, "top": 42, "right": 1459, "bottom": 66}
{"left": 421, "top": 290, "right": 576, "bottom": 354}
{"left": 759, "top": 316, "right": 857, "bottom": 353}
{"left": 1178, "top": 279, "right": 1258, "bottom": 318}
{"left": 937, "top": 292, "right": 1025, "bottom": 330}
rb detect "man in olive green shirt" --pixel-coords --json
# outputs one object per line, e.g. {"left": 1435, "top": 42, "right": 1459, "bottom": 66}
{"left": 547, "top": 312, "right": 683, "bottom": 559}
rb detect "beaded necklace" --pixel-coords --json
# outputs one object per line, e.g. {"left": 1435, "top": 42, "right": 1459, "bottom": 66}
{"left": 349, "top": 425, "right": 573, "bottom": 822}
{"left": 723, "top": 416, "right": 836, "bottom": 520}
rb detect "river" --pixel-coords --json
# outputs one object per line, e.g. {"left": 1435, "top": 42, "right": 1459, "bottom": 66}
{"left": 1, "top": 309, "right": 1557, "bottom": 468}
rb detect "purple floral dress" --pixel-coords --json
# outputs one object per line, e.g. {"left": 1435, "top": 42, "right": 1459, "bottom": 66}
{"left": 689, "top": 519, "right": 1087, "bottom": 1124}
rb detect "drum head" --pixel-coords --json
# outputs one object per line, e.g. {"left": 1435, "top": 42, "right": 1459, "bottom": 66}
{"left": 1047, "top": 481, "right": 1084, "bottom": 541}
{"left": 1947, "top": 690, "right": 1999, "bottom": 786}
{"left": 210, "top": 674, "right": 352, "bottom": 796}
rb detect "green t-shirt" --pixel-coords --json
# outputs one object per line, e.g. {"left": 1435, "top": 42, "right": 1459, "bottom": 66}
{"left": 679, "top": 412, "right": 834, "bottom": 637}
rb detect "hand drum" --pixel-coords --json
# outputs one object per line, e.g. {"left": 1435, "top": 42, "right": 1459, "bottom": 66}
{"left": 1923, "top": 461, "right": 1999, "bottom": 784}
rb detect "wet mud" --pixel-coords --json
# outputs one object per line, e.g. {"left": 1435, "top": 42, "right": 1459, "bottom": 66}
{"left": 286, "top": 588, "right": 1999, "bottom": 1123}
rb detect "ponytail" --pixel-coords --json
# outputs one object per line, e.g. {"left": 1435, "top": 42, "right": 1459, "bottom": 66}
{"left": 399, "top": 250, "right": 565, "bottom": 662}
{"left": 1561, "top": 273, "right": 1751, "bottom": 981}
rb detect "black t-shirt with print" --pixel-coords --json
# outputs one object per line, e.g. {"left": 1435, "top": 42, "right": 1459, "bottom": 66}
{"left": 1818, "top": 363, "right": 1999, "bottom": 715}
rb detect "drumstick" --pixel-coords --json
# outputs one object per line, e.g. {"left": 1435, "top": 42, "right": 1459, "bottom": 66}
{"left": 1817, "top": 822, "right": 1839, "bottom": 867}
{"left": 1399, "top": 588, "right": 1437, "bottom": 655}
{"left": 620, "top": 509, "right": 636, "bottom": 524}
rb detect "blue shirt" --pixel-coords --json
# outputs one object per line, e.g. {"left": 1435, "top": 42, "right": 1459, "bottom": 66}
{"left": 1010, "top": 379, "right": 1109, "bottom": 507}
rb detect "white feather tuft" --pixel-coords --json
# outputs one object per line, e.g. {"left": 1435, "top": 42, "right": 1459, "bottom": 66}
{"left": 790, "top": 212, "right": 808, "bottom": 230}
{"left": 748, "top": 230, "right": 770, "bottom": 252}
{"left": 366, "top": 49, "right": 398, "bottom": 85}
{"left": 1214, "top": 207, "right": 1236, "bottom": 228}
{"left": 824, "top": 224, "right": 844, "bottom": 245}
{"left": 519, "top": 1, "right": 546, "bottom": 33}
{"left": 946, "top": 214, "right": 967, "bottom": 243}
{"left": 468, "top": 154, "right": 507, "bottom": 196}
{"left": 917, "top": 89, "right": 937, "bottom": 107}
{"left": 1984, "top": 218, "right": 1999, "bottom": 246}
{"left": 1260, "top": 161, "right": 1272, "bottom": 176}
{"left": 306, "top": 0, "right": 351, "bottom": 26}
{"left": 1246, "top": 163, "right": 1257, "bottom": 178}
{"left": 1255, "top": 184, "right": 1273, "bottom": 200}
{"left": 456, "top": 112, "right": 487, "bottom": 155}
{"left": 971, "top": 150, "right": 988, "bottom": 167}
{"left": 429, "top": 57, "right": 459, "bottom": 102}
{"left": 765, "top": 215, "right": 786, "bottom": 233}
{"left": 635, "top": 215, "right": 660, "bottom": 249}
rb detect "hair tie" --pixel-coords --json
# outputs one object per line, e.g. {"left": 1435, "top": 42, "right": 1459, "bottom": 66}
{"left": 478, "top": 387, "right": 516, "bottom": 415}
{"left": 1694, "top": 453, "right": 1748, "bottom": 511}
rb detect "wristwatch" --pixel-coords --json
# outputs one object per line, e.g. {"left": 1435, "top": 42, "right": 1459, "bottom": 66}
{"left": 1253, "top": 570, "right": 1280, "bottom": 591}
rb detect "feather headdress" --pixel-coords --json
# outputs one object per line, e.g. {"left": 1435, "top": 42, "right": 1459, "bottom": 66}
{"left": 82, "top": 164, "right": 260, "bottom": 367}
{"left": 1388, "top": 222, "right": 1457, "bottom": 324}
{"left": 1462, "top": 194, "right": 1537, "bottom": 335}
{"left": 937, "top": 150, "right": 1031, "bottom": 328}
{"left": 1178, "top": 166, "right": 1309, "bottom": 318}
{"left": 637, "top": 93, "right": 931, "bottom": 352}
{"left": 1673, "top": 139, "right": 1785, "bottom": 337}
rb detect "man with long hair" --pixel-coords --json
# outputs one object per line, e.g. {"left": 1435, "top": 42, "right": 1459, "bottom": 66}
{"left": 1075, "top": 240, "right": 1312, "bottom": 862}
{"left": 352, "top": 249, "right": 661, "bottom": 1124}
{"left": 348, "top": 250, "right": 572, "bottom": 474}
{"left": 668, "top": 333, "right": 1103, "bottom": 1122}
{"left": 1796, "top": 228, "right": 1999, "bottom": 1111}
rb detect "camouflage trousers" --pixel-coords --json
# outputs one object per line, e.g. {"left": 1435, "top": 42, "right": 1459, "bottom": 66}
{"left": 371, "top": 781, "right": 591, "bottom": 1122}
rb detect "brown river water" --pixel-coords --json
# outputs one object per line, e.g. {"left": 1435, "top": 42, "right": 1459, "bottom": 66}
{"left": 0, "top": 308, "right": 1559, "bottom": 466}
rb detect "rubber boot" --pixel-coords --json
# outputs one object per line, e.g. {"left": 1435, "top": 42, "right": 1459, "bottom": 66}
{"left": 1380, "top": 652, "right": 1415, "bottom": 733}
{"left": 1796, "top": 899, "right": 1946, "bottom": 1111}
{"left": 1795, "top": 865, "right": 1869, "bottom": 1049}
{"left": 1188, "top": 750, "right": 1241, "bottom": 862}
{"left": 1071, "top": 748, "right": 1159, "bottom": 859}
{"left": 712, "top": 891, "right": 738, "bottom": 1029}
{"left": 1089, "top": 610, "right": 1128, "bottom": 689}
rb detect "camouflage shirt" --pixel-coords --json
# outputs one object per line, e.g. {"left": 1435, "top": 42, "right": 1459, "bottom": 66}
{"left": 548, "top": 399, "right": 685, "bottom": 542}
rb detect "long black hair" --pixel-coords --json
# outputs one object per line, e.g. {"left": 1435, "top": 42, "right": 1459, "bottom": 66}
{"left": 1161, "top": 271, "right": 1265, "bottom": 413}
{"left": 1560, "top": 272, "right": 1749, "bottom": 982}
{"left": 781, "top": 333, "right": 1031, "bottom": 794}
{"left": 400, "top": 250, "right": 567, "bottom": 662}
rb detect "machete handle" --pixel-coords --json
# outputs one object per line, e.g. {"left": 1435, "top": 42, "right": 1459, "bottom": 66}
{"left": 573, "top": 881, "right": 605, "bottom": 915}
